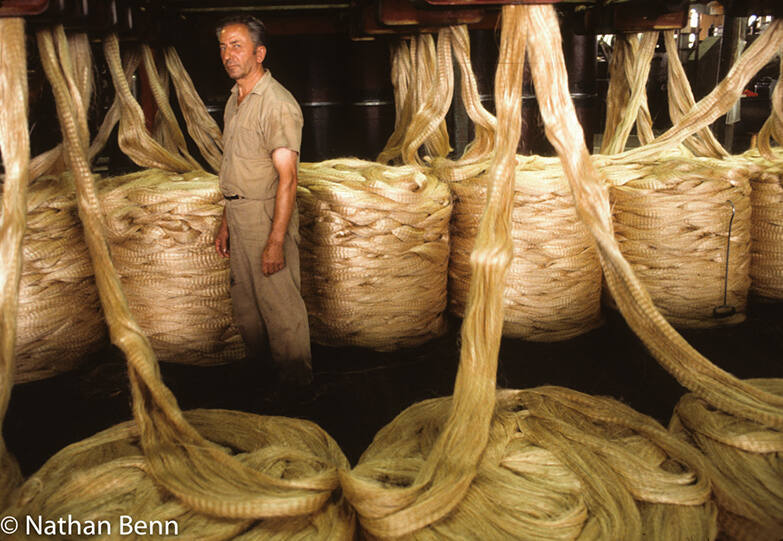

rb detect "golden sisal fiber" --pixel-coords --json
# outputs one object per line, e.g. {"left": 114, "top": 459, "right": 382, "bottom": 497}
{"left": 13, "top": 173, "right": 106, "bottom": 381}
{"left": 670, "top": 379, "right": 783, "bottom": 541}
{"left": 5, "top": 409, "right": 355, "bottom": 540}
{"left": 163, "top": 46, "right": 224, "bottom": 173}
{"left": 15, "top": 26, "right": 355, "bottom": 535}
{"left": 342, "top": 5, "right": 783, "bottom": 539}
{"left": 607, "top": 156, "right": 752, "bottom": 327}
{"left": 447, "top": 155, "right": 603, "bottom": 341}
{"left": 0, "top": 16, "right": 29, "bottom": 509}
{"left": 297, "top": 158, "right": 452, "bottom": 350}
{"left": 99, "top": 169, "right": 243, "bottom": 365}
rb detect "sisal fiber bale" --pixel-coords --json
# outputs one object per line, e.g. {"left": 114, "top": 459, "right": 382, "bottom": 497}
{"left": 5, "top": 408, "right": 356, "bottom": 540}
{"left": 8, "top": 174, "right": 106, "bottom": 383}
{"left": 297, "top": 158, "right": 452, "bottom": 351}
{"left": 608, "top": 156, "right": 753, "bottom": 328}
{"left": 345, "top": 387, "right": 717, "bottom": 540}
{"left": 669, "top": 379, "right": 783, "bottom": 541}
{"left": 99, "top": 169, "right": 243, "bottom": 365}
{"left": 447, "top": 155, "right": 603, "bottom": 341}
{"left": 742, "top": 150, "right": 783, "bottom": 300}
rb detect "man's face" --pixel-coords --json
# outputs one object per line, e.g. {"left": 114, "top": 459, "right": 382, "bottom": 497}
{"left": 218, "top": 23, "right": 266, "bottom": 81}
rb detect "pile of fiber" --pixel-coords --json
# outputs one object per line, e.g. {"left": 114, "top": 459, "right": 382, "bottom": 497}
{"left": 344, "top": 387, "right": 716, "bottom": 540}
{"left": 745, "top": 152, "right": 783, "bottom": 300}
{"left": 5, "top": 409, "right": 355, "bottom": 540}
{"left": 99, "top": 169, "right": 243, "bottom": 364}
{"left": 9, "top": 174, "right": 105, "bottom": 382}
{"left": 670, "top": 379, "right": 783, "bottom": 540}
{"left": 607, "top": 156, "right": 752, "bottom": 327}
{"left": 448, "top": 155, "right": 602, "bottom": 341}
{"left": 297, "top": 158, "right": 452, "bottom": 350}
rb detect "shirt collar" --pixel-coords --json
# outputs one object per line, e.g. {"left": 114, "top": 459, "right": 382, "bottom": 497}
{"left": 230, "top": 70, "right": 273, "bottom": 99}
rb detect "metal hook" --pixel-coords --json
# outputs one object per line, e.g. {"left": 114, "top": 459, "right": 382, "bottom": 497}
{"left": 713, "top": 199, "right": 737, "bottom": 319}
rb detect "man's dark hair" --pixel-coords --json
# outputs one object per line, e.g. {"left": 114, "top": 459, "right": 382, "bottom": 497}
{"left": 216, "top": 15, "right": 268, "bottom": 50}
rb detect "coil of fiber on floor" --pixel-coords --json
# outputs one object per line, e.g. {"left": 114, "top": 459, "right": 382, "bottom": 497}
{"left": 99, "top": 169, "right": 243, "bottom": 365}
{"left": 0, "top": 16, "right": 29, "bottom": 508}
{"left": 5, "top": 409, "right": 355, "bottom": 540}
{"left": 669, "top": 378, "right": 783, "bottom": 541}
{"left": 448, "top": 155, "right": 603, "bottom": 341}
{"left": 24, "top": 26, "right": 354, "bottom": 537}
{"left": 297, "top": 158, "right": 452, "bottom": 350}
{"left": 13, "top": 174, "right": 106, "bottom": 381}
{"left": 607, "top": 156, "right": 752, "bottom": 327}
{"left": 347, "top": 387, "right": 716, "bottom": 541}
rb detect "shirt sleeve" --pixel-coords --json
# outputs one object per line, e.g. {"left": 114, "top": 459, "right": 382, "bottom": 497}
{"left": 262, "top": 98, "right": 303, "bottom": 155}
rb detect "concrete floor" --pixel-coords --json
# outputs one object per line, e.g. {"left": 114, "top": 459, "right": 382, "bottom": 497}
{"left": 5, "top": 300, "right": 782, "bottom": 475}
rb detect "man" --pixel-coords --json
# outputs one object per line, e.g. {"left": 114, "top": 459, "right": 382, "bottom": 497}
{"left": 214, "top": 15, "right": 312, "bottom": 387}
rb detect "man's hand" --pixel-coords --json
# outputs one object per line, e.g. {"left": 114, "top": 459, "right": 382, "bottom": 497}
{"left": 262, "top": 239, "right": 285, "bottom": 275}
{"left": 215, "top": 213, "right": 230, "bottom": 258}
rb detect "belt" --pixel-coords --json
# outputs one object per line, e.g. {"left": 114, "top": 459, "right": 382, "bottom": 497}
{"left": 224, "top": 194, "right": 244, "bottom": 200}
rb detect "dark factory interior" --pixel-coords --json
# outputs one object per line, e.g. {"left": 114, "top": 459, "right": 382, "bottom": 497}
{"left": 1, "top": 0, "right": 782, "bottom": 539}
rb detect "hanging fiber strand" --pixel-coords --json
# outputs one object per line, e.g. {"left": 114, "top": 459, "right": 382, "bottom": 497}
{"left": 33, "top": 26, "right": 349, "bottom": 525}
{"left": 340, "top": 8, "right": 526, "bottom": 537}
{"left": 164, "top": 46, "right": 224, "bottom": 173}
{"left": 0, "top": 16, "right": 28, "bottom": 509}
{"left": 141, "top": 44, "right": 202, "bottom": 171}
{"left": 377, "top": 39, "right": 415, "bottom": 165}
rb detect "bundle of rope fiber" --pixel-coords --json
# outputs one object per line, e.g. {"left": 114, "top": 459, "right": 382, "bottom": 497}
{"left": 5, "top": 409, "right": 355, "bottom": 540}
{"left": 297, "top": 158, "right": 452, "bottom": 350}
{"left": 348, "top": 387, "right": 716, "bottom": 540}
{"left": 669, "top": 378, "right": 783, "bottom": 541}
{"left": 607, "top": 156, "right": 752, "bottom": 327}
{"left": 0, "top": 16, "right": 29, "bottom": 509}
{"left": 13, "top": 173, "right": 106, "bottom": 381}
{"left": 448, "top": 155, "right": 602, "bottom": 340}
{"left": 12, "top": 26, "right": 354, "bottom": 536}
{"left": 99, "top": 168, "right": 243, "bottom": 365}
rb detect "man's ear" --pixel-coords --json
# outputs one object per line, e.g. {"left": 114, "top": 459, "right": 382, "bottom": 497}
{"left": 256, "top": 45, "right": 267, "bottom": 65}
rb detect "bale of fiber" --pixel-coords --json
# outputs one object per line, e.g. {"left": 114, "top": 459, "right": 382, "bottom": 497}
{"left": 11, "top": 174, "right": 106, "bottom": 383}
{"left": 669, "top": 378, "right": 783, "bottom": 541}
{"left": 742, "top": 150, "right": 783, "bottom": 300}
{"left": 448, "top": 155, "right": 603, "bottom": 341}
{"left": 297, "top": 158, "right": 452, "bottom": 350}
{"left": 344, "top": 386, "right": 717, "bottom": 540}
{"left": 608, "top": 156, "right": 752, "bottom": 327}
{"left": 5, "top": 409, "right": 356, "bottom": 540}
{"left": 99, "top": 169, "right": 244, "bottom": 365}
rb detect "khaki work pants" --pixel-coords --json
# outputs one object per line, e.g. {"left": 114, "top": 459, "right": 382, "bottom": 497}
{"left": 226, "top": 198, "right": 312, "bottom": 382}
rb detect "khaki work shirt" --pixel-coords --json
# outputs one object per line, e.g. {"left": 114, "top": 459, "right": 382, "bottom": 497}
{"left": 220, "top": 71, "right": 303, "bottom": 200}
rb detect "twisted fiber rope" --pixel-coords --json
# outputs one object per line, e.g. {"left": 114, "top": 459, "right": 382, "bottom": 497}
{"left": 663, "top": 31, "right": 729, "bottom": 159}
{"left": 164, "top": 46, "right": 224, "bottom": 173}
{"left": 600, "top": 32, "right": 657, "bottom": 155}
{"left": 141, "top": 45, "right": 202, "bottom": 171}
{"left": 340, "top": 8, "right": 526, "bottom": 537}
{"left": 37, "top": 26, "right": 350, "bottom": 524}
{"left": 103, "top": 34, "right": 194, "bottom": 173}
{"left": 528, "top": 5, "right": 783, "bottom": 428}
{"left": 670, "top": 379, "right": 783, "bottom": 541}
{"left": 401, "top": 29, "right": 454, "bottom": 167}
{"left": 351, "top": 387, "right": 716, "bottom": 541}
{"left": 14, "top": 174, "right": 106, "bottom": 382}
{"left": 609, "top": 157, "right": 752, "bottom": 327}
{"left": 449, "top": 155, "right": 602, "bottom": 341}
{"left": 99, "top": 169, "right": 243, "bottom": 365}
{"left": 5, "top": 409, "right": 355, "bottom": 540}
{"left": 30, "top": 30, "right": 93, "bottom": 181}
{"left": 297, "top": 159, "right": 452, "bottom": 351}
{"left": 0, "top": 17, "right": 28, "bottom": 509}
{"left": 377, "top": 40, "right": 414, "bottom": 165}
